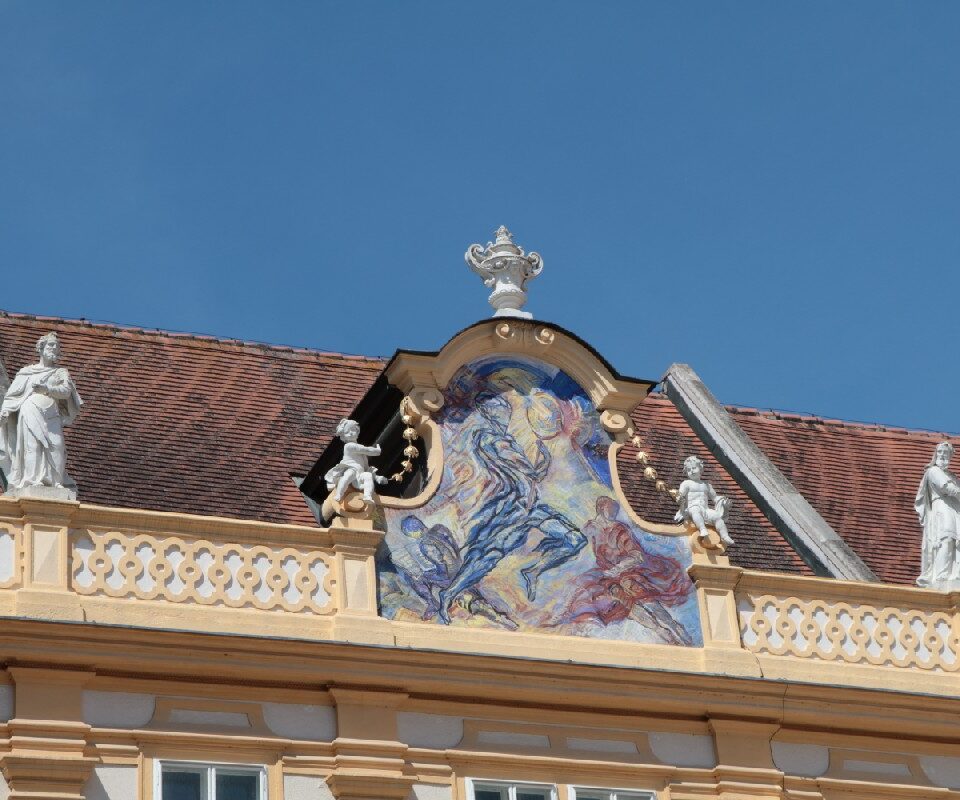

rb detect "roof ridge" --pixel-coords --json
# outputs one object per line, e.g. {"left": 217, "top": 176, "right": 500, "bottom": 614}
{"left": 0, "top": 308, "right": 386, "bottom": 366}
{"left": 724, "top": 402, "right": 960, "bottom": 439}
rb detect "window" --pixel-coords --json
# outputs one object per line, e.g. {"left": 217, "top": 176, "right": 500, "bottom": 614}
{"left": 467, "top": 782, "right": 654, "bottom": 800}
{"left": 157, "top": 762, "right": 266, "bottom": 800}
{"left": 572, "top": 789, "right": 655, "bottom": 800}
{"left": 470, "top": 781, "right": 556, "bottom": 800}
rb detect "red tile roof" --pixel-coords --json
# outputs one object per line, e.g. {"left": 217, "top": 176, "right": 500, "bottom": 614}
{"left": 620, "top": 394, "right": 813, "bottom": 575}
{"left": 726, "top": 406, "right": 950, "bottom": 585}
{"left": 0, "top": 311, "right": 383, "bottom": 527}
{"left": 0, "top": 310, "right": 931, "bottom": 585}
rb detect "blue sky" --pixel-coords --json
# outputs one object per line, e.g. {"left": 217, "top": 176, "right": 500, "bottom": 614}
{"left": 2, "top": 3, "right": 959, "bottom": 431}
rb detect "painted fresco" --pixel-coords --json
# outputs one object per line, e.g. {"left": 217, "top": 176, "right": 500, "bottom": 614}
{"left": 378, "top": 356, "right": 701, "bottom": 646}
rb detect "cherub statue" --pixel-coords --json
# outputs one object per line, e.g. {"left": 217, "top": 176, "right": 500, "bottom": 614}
{"left": 674, "top": 455, "right": 735, "bottom": 546}
{"left": 323, "top": 419, "right": 387, "bottom": 504}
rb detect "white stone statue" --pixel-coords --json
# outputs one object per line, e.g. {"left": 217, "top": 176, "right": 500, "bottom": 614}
{"left": 0, "top": 333, "right": 83, "bottom": 499}
{"left": 915, "top": 441, "right": 960, "bottom": 590}
{"left": 465, "top": 225, "right": 543, "bottom": 319}
{"left": 324, "top": 419, "right": 388, "bottom": 504}
{"left": 675, "top": 455, "right": 735, "bottom": 546}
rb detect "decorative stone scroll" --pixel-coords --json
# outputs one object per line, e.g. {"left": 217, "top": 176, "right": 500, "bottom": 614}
{"left": 72, "top": 530, "right": 335, "bottom": 614}
{"left": 739, "top": 593, "right": 960, "bottom": 671}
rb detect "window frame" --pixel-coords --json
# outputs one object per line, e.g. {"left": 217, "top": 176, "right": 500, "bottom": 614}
{"left": 570, "top": 787, "right": 656, "bottom": 800}
{"left": 155, "top": 760, "right": 267, "bottom": 800}
{"left": 467, "top": 778, "right": 558, "bottom": 800}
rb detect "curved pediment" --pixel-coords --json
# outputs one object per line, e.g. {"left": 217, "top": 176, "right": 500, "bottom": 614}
{"left": 384, "top": 319, "right": 653, "bottom": 416}
{"left": 374, "top": 320, "right": 702, "bottom": 647}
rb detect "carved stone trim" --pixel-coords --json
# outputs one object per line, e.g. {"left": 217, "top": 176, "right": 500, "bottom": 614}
{"left": 383, "top": 320, "right": 654, "bottom": 517}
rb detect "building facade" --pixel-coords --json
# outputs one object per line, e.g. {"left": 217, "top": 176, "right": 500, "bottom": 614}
{"left": 0, "top": 296, "right": 958, "bottom": 800}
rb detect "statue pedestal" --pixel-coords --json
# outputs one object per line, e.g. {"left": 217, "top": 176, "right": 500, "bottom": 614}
{"left": 928, "top": 578, "right": 960, "bottom": 593}
{"left": 4, "top": 485, "right": 77, "bottom": 501}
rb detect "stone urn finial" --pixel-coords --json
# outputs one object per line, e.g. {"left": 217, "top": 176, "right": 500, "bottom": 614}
{"left": 465, "top": 225, "right": 543, "bottom": 319}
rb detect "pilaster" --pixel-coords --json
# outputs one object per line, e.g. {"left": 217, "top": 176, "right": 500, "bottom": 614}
{"left": 327, "top": 687, "right": 415, "bottom": 800}
{"left": 708, "top": 718, "right": 783, "bottom": 800}
{"left": 14, "top": 497, "right": 84, "bottom": 621}
{"left": 689, "top": 561, "right": 760, "bottom": 677}
{"left": 0, "top": 667, "right": 96, "bottom": 800}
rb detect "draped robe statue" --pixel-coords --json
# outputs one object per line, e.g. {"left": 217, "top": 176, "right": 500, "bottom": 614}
{"left": 0, "top": 333, "right": 83, "bottom": 497}
{"left": 915, "top": 441, "right": 960, "bottom": 590}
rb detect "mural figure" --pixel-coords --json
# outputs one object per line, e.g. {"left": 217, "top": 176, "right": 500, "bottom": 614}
{"left": 379, "top": 356, "right": 701, "bottom": 646}
{"left": 916, "top": 441, "right": 960, "bottom": 590}
{"left": 324, "top": 419, "right": 387, "bottom": 503}
{"left": 436, "top": 388, "right": 586, "bottom": 622}
{"left": 397, "top": 516, "right": 518, "bottom": 629}
{"left": 562, "top": 497, "right": 692, "bottom": 645}
{"left": 675, "top": 455, "right": 734, "bottom": 546}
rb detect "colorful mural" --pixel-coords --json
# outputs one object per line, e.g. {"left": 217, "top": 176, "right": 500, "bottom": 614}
{"left": 378, "top": 356, "right": 701, "bottom": 646}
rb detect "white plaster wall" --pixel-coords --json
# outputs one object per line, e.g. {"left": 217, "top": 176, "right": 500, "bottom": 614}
{"left": 410, "top": 784, "right": 453, "bottom": 800}
{"left": 284, "top": 775, "right": 335, "bottom": 800}
{"left": 921, "top": 756, "right": 960, "bottom": 789}
{"left": 397, "top": 713, "right": 464, "bottom": 749}
{"left": 567, "top": 737, "right": 637, "bottom": 754}
{"left": 83, "top": 691, "right": 156, "bottom": 728}
{"left": 0, "top": 771, "right": 8, "bottom": 800}
{"left": 0, "top": 685, "right": 13, "bottom": 722}
{"left": 771, "top": 742, "right": 830, "bottom": 777}
{"left": 169, "top": 708, "right": 251, "bottom": 728}
{"left": 649, "top": 733, "right": 716, "bottom": 768}
{"left": 84, "top": 766, "right": 138, "bottom": 800}
{"left": 264, "top": 702, "right": 337, "bottom": 741}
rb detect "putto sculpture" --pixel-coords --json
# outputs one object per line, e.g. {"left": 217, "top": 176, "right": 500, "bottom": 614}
{"left": 915, "top": 441, "right": 960, "bottom": 590}
{"left": 465, "top": 225, "right": 543, "bottom": 319}
{"left": 675, "top": 455, "right": 735, "bottom": 546}
{"left": 324, "top": 419, "right": 388, "bottom": 504}
{"left": 0, "top": 332, "right": 83, "bottom": 499}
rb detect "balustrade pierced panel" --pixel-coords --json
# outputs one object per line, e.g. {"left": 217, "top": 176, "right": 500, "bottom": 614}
{"left": 0, "top": 525, "right": 20, "bottom": 589}
{"left": 71, "top": 531, "right": 335, "bottom": 614}
{"left": 738, "top": 593, "right": 960, "bottom": 671}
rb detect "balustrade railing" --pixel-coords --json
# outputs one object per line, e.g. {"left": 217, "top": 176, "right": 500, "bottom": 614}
{"left": 4, "top": 497, "right": 960, "bottom": 684}
{"left": 72, "top": 530, "right": 335, "bottom": 614}
{"left": 736, "top": 574, "right": 960, "bottom": 672}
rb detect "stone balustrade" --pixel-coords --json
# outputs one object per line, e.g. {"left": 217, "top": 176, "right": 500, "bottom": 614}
{"left": 736, "top": 570, "right": 960, "bottom": 672}
{"left": 71, "top": 528, "right": 335, "bottom": 614}
{"left": 3, "top": 495, "right": 960, "bottom": 694}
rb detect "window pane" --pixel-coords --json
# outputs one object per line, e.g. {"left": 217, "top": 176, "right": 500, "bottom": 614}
{"left": 516, "top": 789, "right": 550, "bottom": 800}
{"left": 162, "top": 771, "right": 204, "bottom": 800}
{"left": 474, "top": 786, "right": 507, "bottom": 800}
{"left": 215, "top": 772, "right": 259, "bottom": 800}
{"left": 577, "top": 793, "right": 609, "bottom": 800}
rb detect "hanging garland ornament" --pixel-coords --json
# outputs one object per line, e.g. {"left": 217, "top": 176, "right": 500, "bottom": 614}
{"left": 391, "top": 397, "right": 420, "bottom": 482}
{"left": 630, "top": 435, "right": 680, "bottom": 504}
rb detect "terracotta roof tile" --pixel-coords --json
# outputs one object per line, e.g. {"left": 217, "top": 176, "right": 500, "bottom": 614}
{"left": 0, "top": 311, "right": 383, "bottom": 526}
{"left": 3, "top": 310, "right": 918, "bottom": 584}
{"left": 620, "top": 394, "right": 813, "bottom": 575}
{"left": 726, "top": 405, "right": 949, "bottom": 585}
